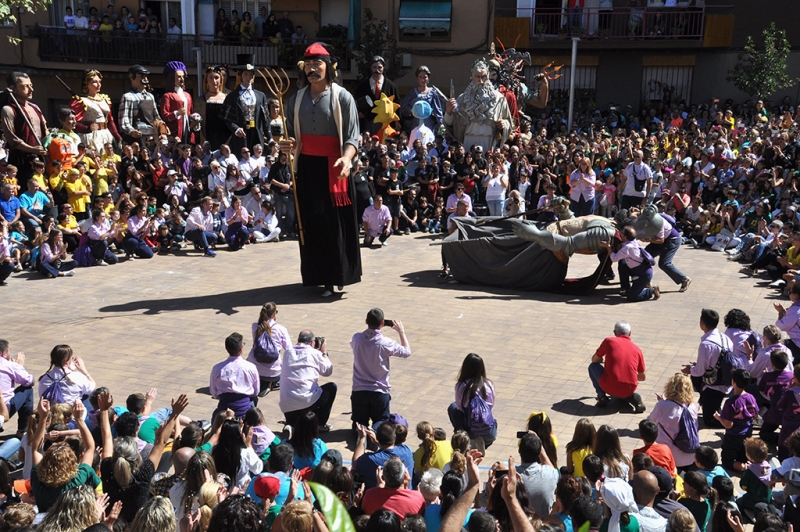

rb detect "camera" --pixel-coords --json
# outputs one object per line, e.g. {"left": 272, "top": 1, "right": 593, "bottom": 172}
{"left": 512, "top": 197, "right": 519, "bottom": 205}
{"left": 313, "top": 337, "right": 325, "bottom": 350}
{"left": 516, "top": 431, "right": 527, "bottom": 438}
{"left": 383, "top": 319, "right": 394, "bottom": 327}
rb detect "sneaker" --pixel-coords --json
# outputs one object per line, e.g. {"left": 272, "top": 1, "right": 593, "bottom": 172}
{"left": 13, "top": 264, "right": 22, "bottom": 272}
{"left": 475, "top": 436, "right": 486, "bottom": 455}
{"left": 629, "top": 393, "right": 646, "bottom": 414}
{"left": 63, "top": 270, "right": 75, "bottom": 277}
{"left": 769, "top": 279, "right": 787, "bottom": 289}
{"left": 258, "top": 386, "right": 271, "bottom": 397}
{"left": 126, "top": 254, "right": 136, "bottom": 261}
{"left": 381, "top": 240, "right": 388, "bottom": 247}
{"left": 679, "top": 277, "right": 692, "bottom": 292}
{"left": 96, "top": 260, "right": 109, "bottom": 266}
{"left": 595, "top": 395, "right": 611, "bottom": 408}
{"left": 652, "top": 286, "right": 661, "bottom": 300}
{"left": 404, "top": 228, "right": 410, "bottom": 235}
{"left": 195, "top": 419, "right": 212, "bottom": 432}
{"left": 728, "top": 253, "right": 741, "bottom": 261}
{"left": 204, "top": 249, "right": 216, "bottom": 257}
{"left": 321, "top": 290, "right": 333, "bottom": 298}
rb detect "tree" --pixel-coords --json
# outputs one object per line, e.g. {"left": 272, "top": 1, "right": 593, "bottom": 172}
{"left": 726, "top": 23, "right": 796, "bottom": 101}
{"left": 351, "top": 8, "right": 403, "bottom": 80}
{"left": 1, "top": 0, "right": 52, "bottom": 44}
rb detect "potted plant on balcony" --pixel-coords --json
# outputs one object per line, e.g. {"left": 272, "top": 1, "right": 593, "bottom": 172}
{"left": 557, "top": 24, "right": 568, "bottom": 40}
{"left": 536, "top": 23, "right": 548, "bottom": 40}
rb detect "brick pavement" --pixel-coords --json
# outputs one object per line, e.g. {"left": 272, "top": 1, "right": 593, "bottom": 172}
{"left": 1, "top": 235, "right": 781, "bottom": 466}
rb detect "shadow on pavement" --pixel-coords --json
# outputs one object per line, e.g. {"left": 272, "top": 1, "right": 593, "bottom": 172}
{"left": 98, "top": 284, "right": 345, "bottom": 315}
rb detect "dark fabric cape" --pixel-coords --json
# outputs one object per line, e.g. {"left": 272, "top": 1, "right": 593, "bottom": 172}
{"left": 296, "top": 153, "right": 362, "bottom": 287}
{"left": 219, "top": 88, "right": 271, "bottom": 154}
{"left": 442, "top": 217, "right": 609, "bottom": 294}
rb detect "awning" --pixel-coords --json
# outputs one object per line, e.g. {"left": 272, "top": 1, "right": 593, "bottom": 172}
{"left": 398, "top": 1, "right": 452, "bottom": 31}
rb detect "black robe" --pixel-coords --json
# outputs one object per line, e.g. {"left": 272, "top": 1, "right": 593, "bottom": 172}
{"left": 219, "top": 86, "right": 272, "bottom": 153}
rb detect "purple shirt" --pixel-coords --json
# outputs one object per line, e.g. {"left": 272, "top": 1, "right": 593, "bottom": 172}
{"left": 127, "top": 215, "right": 148, "bottom": 237}
{"left": 690, "top": 329, "right": 734, "bottom": 394}
{"left": 719, "top": 392, "right": 758, "bottom": 435}
{"left": 247, "top": 320, "right": 291, "bottom": 379}
{"left": 776, "top": 301, "right": 800, "bottom": 343}
{"left": 0, "top": 357, "right": 33, "bottom": 405}
{"left": 778, "top": 386, "right": 800, "bottom": 445}
{"left": 362, "top": 205, "right": 392, "bottom": 237}
{"left": 185, "top": 206, "right": 214, "bottom": 232}
{"left": 760, "top": 370, "right": 793, "bottom": 425}
{"left": 0, "top": 236, "right": 9, "bottom": 260}
{"left": 724, "top": 328, "right": 758, "bottom": 369}
{"left": 88, "top": 220, "right": 111, "bottom": 241}
{"left": 40, "top": 242, "right": 57, "bottom": 265}
{"left": 446, "top": 193, "right": 472, "bottom": 212}
{"left": 454, "top": 380, "right": 495, "bottom": 411}
{"left": 568, "top": 169, "right": 596, "bottom": 201}
{"left": 209, "top": 356, "right": 259, "bottom": 399}
{"left": 350, "top": 329, "right": 411, "bottom": 394}
{"left": 609, "top": 239, "right": 645, "bottom": 268}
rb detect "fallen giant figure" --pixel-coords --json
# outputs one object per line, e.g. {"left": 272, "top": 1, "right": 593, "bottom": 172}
{"left": 441, "top": 199, "right": 663, "bottom": 293}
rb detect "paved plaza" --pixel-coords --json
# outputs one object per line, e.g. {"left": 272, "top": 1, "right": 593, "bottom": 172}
{"left": 2, "top": 234, "right": 781, "bottom": 465}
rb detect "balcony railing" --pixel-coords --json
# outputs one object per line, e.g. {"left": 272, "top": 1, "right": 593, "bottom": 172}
{"left": 496, "top": 6, "right": 706, "bottom": 41}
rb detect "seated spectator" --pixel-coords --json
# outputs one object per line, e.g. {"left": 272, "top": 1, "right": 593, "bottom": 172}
{"left": 634, "top": 420, "right": 676, "bottom": 476}
{"left": 361, "top": 456, "right": 425, "bottom": 519}
{"left": 354, "top": 421, "right": 416, "bottom": 490}
{"left": 211, "top": 419, "right": 263, "bottom": 490}
{"left": 516, "top": 432, "right": 558, "bottom": 518}
{"left": 413, "top": 421, "right": 452, "bottom": 473}
{"left": 284, "top": 411, "right": 327, "bottom": 469}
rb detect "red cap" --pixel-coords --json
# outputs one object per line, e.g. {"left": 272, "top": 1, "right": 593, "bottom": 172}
{"left": 254, "top": 475, "right": 281, "bottom": 500}
{"left": 304, "top": 43, "right": 330, "bottom": 58}
{"left": 14, "top": 479, "right": 31, "bottom": 494}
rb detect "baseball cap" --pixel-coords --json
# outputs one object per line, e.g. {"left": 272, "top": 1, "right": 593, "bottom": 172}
{"left": 167, "top": 169, "right": 178, "bottom": 176}
{"left": 14, "top": 479, "right": 31, "bottom": 494}
{"left": 253, "top": 475, "right": 281, "bottom": 500}
{"left": 320, "top": 449, "right": 343, "bottom": 469}
{"left": 648, "top": 466, "right": 673, "bottom": 495}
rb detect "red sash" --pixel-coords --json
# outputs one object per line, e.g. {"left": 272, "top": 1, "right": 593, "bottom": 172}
{"left": 300, "top": 134, "right": 351, "bottom": 207}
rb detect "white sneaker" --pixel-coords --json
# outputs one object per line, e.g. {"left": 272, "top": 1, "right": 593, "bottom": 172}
{"left": 63, "top": 270, "right": 75, "bottom": 277}
{"left": 769, "top": 280, "right": 787, "bottom": 288}
{"left": 97, "top": 260, "right": 109, "bottom": 266}
{"left": 381, "top": 240, "right": 388, "bottom": 246}
{"left": 284, "top": 424, "right": 293, "bottom": 440}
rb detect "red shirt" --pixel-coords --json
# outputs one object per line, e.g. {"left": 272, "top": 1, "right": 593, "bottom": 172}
{"left": 633, "top": 442, "right": 677, "bottom": 476}
{"left": 594, "top": 336, "right": 645, "bottom": 398}
{"left": 361, "top": 487, "right": 425, "bottom": 519}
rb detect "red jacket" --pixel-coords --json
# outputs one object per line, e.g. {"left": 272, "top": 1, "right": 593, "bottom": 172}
{"left": 160, "top": 91, "right": 194, "bottom": 143}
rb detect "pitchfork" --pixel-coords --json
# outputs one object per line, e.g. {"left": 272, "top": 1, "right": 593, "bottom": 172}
{"left": 257, "top": 67, "right": 305, "bottom": 246}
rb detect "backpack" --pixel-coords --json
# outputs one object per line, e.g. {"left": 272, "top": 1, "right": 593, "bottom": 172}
{"left": 253, "top": 329, "right": 280, "bottom": 364}
{"left": 659, "top": 400, "right": 700, "bottom": 454}
{"left": 467, "top": 393, "right": 495, "bottom": 437}
{"left": 702, "top": 341, "right": 743, "bottom": 386}
{"left": 42, "top": 370, "right": 68, "bottom": 404}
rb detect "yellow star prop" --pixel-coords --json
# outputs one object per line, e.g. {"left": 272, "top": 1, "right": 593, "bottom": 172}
{"left": 371, "top": 92, "right": 400, "bottom": 142}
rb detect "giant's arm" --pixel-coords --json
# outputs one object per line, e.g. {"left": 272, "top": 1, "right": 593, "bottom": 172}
{"left": 528, "top": 76, "right": 549, "bottom": 109}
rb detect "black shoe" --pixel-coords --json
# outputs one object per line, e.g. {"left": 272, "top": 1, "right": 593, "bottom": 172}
{"left": 595, "top": 395, "right": 611, "bottom": 407}
{"left": 629, "top": 393, "right": 646, "bottom": 413}
{"left": 258, "top": 387, "right": 270, "bottom": 397}
{"left": 6, "top": 459, "right": 22, "bottom": 472}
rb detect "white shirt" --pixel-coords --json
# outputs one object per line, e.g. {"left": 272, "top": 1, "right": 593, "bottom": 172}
{"left": 623, "top": 162, "right": 653, "bottom": 198}
{"left": 38, "top": 367, "right": 94, "bottom": 405}
{"left": 279, "top": 344, "right": 333, "bottom": 414}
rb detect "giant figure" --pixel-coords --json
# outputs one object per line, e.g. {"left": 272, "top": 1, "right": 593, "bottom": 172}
{"left": 160, "top": 61, "right": 195, "bottom": 144}
{"left": 220, "top": 54, "right": 272, "bottom": 155}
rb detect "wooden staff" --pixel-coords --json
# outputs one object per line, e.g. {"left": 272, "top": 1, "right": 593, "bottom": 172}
{"left": 256, "top": 68, "right": 305, "bottom": 246}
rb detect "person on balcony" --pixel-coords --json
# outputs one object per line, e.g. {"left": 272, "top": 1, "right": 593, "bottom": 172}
{"left": 69, "top": 69, "right": 122, "bottom": 154}
{"left": 220, "top": 54, "right": 272, "bottom": 158}
{"left": 118, "top": 65, "right": 163, "bottom": 147}
{"left": 160, "top": 62, "right": 195, "bottom": 145}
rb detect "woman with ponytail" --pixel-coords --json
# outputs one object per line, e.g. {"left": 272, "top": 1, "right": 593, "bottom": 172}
{"left": 246, "top": 302, "right": 291, "bottom": 397}
{"left": 448, "top": 353, "right": 497, "bottom": 454}
{"left": 198, "top": 481, "right": 223, "bottom": 532}
{"left": 38, "top": 345, "right": 95, "bottom": 407}
{"left": 425, "top": 470, "right": 470, "bottom": 532}
{"left": 99, "top": 390, "right": 187, "bottom": 523}
{"left": 413, "top": 421, "right": 452, "bottom": 473}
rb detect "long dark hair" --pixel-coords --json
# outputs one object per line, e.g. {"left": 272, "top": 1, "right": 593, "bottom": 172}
{"left": 488, "top": 475, "right": 537, "bottom": 532}
{"left": 439, "top": 470, "right": 464, "bottom": 517}
{"left": 527, "top": 413, "right": 558, "bottom": 469}
{"left": 38, "top": 345, "right": 73, "bottom": 381}
{"left": 457, "top": 353, "right": 489, "bottom": 409}
{"left": 593, "top": 425, "right": 629, "bottom": 479}
{"left": 182, "top": 451, "right": 217, "bottom": 515}
{"left": 211, "top": 421, "right": 245, "bottom": 485}
{"left": 289, "top": 411, "right": 319, "bottom": 460}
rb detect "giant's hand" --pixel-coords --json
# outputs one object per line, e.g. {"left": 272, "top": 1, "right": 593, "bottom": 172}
{"left": 279, "top": 138, "right": 296, "bottom": 155}
{"left": 333, "top": 156, "right": 352, "bottom": 180}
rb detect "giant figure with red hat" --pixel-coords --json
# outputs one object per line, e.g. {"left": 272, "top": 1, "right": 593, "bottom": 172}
{"left": 220, "top": 54, "right": 272, "bottom": 155}
{"left": 280, "top": 43, "right": 362, "bottom": 297}
{"left": 160, "top": 61, "right": 195, "bottom": 144}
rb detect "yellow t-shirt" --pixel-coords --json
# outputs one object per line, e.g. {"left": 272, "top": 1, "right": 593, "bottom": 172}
{"left": 101, "top": 153, "right": 121, "bottom": 166}
{"left": 94, "top": 170, "right": 109, "bottom": 195}
{"left": 570, "top": 446, "right": 592, "bottom": 477}
{"left": 59, "top": 215, "right": 79, "bottom": 232}
{"left": 32, "top": 173, "right": 48, "bottom": 190}
{"left": 1, "top": 176, "right": 19, "bottom": 195}
{"left": 64, "top": 180, "right": 89, "bottom": 213}
{"left": 49, "top": 172, "right": 64, "bottom": 192}
{"left": 414, "top": 441, "right": 454, "bottom": 472}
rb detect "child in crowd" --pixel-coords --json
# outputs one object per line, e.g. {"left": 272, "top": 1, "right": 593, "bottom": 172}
{"left": 253, "top": 475, "right": 282, "bottom": 529}
{"left": 169, "top": 211, "right": 187, "bottom": 244}
{"left": 156, "top": 224, "right": 174, "bottom": 254}
{"left": 777, "top": 364, "right": 800, "bottom": 461}
{"left": 774, "top": 431, "right": 800, "bottom": 498}
{"left": 2, "top": 164, "right": 19, "bottom": 195}
{"left": 253, "top": 201, "right": 280, "bottom": 243}
{"left": 631, "top": 452, "right": 654, "bottom": 474}
{"left": 243, "top": 407, "right": 280, "bottom": 461}
{"left": 418, "top": 196, "right": 433, "bottom": 232}
{"left": 30, "top": 160, "right": 47, "bottom": 191}
{"left": 8, "top": 221, "right": 30, "bottom": 271}
{"left": 582, "top": 454, "right": 604, "bottom": 500}
{"left": 737, "top": 437, "right": 774, "bottom": 515}
{"left": 680, "top": 472, "right": 715, "bottom": 532}
{"left": 633, "top": 419, "right": 676, "bottom": 476}
{"left": 599, "top": 172, "right": 616, "bottom": 218}
{"left": 758, "top": 349, "right": 793, "bottom": 446}
{"left": 714, "top": 368, "right": 758, "bottom": 471}
{"left": 566, "top": 417, "right": 596, "bottom": 477}
{"left": 695, "top": 445, "right": 730, "bottom": 484}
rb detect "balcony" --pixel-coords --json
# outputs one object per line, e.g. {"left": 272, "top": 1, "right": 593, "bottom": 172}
{"left": 31, "top": 26, "right": 311, "bottom": 68}
{"left": 495, "top": 6, "right": 714, "bottom": 48}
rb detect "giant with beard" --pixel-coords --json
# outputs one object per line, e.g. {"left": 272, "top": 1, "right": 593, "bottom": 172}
{"left": 444, "top": 61, "right": 513, "bottom": 153}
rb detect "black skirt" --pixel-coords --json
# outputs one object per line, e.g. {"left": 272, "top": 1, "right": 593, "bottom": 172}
{"left": 295, "top": 154, "right": 362, "bottom": 287}
{"left": 204, "top": 101, "right": 230, "bottom": 151}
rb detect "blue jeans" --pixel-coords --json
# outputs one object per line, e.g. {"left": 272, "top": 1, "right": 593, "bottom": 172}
{"left": 185, "top": 228, "right": 218, "bottom": 251}
{"left": 447, "top": 402, "right": 497, "bottom": 448}
{"left": 646, "top": 237, "right": 687, "bottom": 285}
{"left": 619, "top": 261, "right": 654, "bottom": 301}
{"left": 487, "top": 199, "right": 504, "bottom": 217}
{"left": 8, "top": 386, "right": 33, "bottom": 432}
{"left": 39, "top": 260, "right": 75, "bottom": 278}
{"left": 571, "top": 195, "right": 594, "bottom": 217}
{"left": 123, "top": 235, "right": 154, "bottom": 259}
{"left": 0, "top": 438, "right": 20, "bottom": 460}
{"left": 588, "top": 362, "right": 638, "bottom": 401}
{"left": 273, "top": 193, "right": 296, "bottom": 234}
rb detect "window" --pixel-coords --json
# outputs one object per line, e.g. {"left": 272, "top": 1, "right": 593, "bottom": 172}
{"left": 641, "top": 66, "right": 693, "bottom": 105}
{"left": 219, "top": 0, "right": 271, "bottom": 20}
{"left": 525, "top": 65, "right": 598, "bottom": 110}
{"left": 399, "top": 1, "right": 452, "bottom": 41}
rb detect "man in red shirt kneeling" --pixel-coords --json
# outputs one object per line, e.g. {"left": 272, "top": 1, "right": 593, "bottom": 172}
{"left": 588, "top": 321, "right": 647, "bottom": 413}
